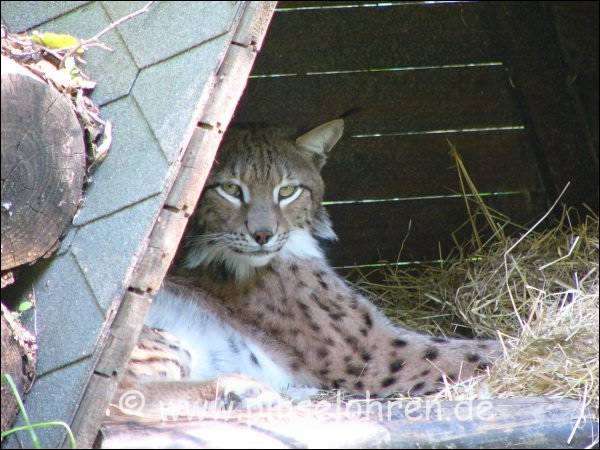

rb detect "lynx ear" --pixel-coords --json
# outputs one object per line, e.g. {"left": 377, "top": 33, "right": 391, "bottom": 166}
{"left": 296, "top": 119, "right": 344, "bottom": 157}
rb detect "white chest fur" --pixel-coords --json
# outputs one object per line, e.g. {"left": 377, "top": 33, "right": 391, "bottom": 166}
{"left": 145, "top": 285, "right": 300, "bottom": 392}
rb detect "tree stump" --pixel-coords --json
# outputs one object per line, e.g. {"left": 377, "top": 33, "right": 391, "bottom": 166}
{"left": 1, "top": 304, "right": 37, "bottom": 436}
{"left": 1, "top": 55, "right": 85, "bottom": 271}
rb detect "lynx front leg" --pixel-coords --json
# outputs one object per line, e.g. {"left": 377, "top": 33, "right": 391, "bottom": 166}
{"left": 111, "top": 325, "right": 286, "bottom": 423}
{"left": 108, "top": 374, "right": 285, "bottom": 423}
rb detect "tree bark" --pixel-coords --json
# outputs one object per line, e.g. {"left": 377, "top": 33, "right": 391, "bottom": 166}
{"left": 1, "top": 303, "right": 37, "bottom": 436}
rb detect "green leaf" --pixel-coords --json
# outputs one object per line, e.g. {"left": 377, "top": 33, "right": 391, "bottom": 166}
{"left": 17, "top": 301, "right": 33, "bottom": 313}
{"left": 31, "top": 31, "right": 80, "bottom": 49}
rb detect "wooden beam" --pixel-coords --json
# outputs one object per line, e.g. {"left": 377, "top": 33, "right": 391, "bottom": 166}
{"left": 98, "top": 397, "right": 598, "bottom": 449}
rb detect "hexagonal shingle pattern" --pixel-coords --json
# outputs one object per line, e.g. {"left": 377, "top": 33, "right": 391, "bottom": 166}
{"left": 21, "top": 254, "right": 104, "bottom": 375}
{"left": 34, "top": 2, "right": 138, "bottom": 106}
{"left": 7, "top": 357, "right": 94, "bottom": 449}
{"left": 70, "top": 194, "right": 163, "bottom": 311}
{"left": 102, "top": 0, "right": 240, "bottom": 68}
{"left": 132, "top": 34, "right": 230, "bottom": 162}
{"left": 72, "top": 96, "right": 168, "bottom": 225}
{"left": 1, "top": 1, "right": 89, "bottom": 32}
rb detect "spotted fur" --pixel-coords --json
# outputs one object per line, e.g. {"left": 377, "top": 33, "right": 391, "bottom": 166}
{"left": 117, "top": 120, "right": 501, "bottom": 415}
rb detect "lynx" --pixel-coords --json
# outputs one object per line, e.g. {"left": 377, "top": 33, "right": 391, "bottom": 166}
{"left": 111, "top": 119, "right": 500, "bottom": 419}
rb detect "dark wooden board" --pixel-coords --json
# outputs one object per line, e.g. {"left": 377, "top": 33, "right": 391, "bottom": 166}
{"left": 326, "top": 193, "right": 542, "bottom": 267}
{"left": 235, "top": 66, "right": 521, "bottom": 135}
{"left": 551, "top": 1, "right": 599, "bottom": 156}
{"left": 479, "top": 2, "right": 598, "bottom": 211}
{"left": 323, "top": 130, "right": 542, "bottom": 202}
{"left": 256, "top": 2, "right": 495, "bottom": 75}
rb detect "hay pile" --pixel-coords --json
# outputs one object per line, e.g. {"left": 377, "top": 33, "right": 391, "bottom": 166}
{"left": 359, "top": 150, "right": 599, "bottom": 414}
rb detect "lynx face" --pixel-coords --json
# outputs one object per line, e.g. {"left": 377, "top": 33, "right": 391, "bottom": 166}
{"left": 184, "top": 120, "right": 344, "bottom": 279}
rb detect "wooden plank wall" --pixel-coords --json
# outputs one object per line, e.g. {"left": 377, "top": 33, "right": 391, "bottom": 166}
{"left": 552, "top": 2, "right": 599, "bottom": 157}
{"left": 480, "top": 2, "right": 599, "bottom": 210}
{"left": 233, "top": 1, "right": 550, "bottom": 269}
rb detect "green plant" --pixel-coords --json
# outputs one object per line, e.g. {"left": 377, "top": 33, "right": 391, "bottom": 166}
{"left": 1, "top": 373, "right": 76, "bottom": 448}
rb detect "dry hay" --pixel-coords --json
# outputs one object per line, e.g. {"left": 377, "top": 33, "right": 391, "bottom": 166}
{"left": 357, "top": 148, "right": 599, "bottom": 416}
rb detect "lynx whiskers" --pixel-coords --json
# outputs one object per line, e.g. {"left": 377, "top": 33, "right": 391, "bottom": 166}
{"left": 110, "top": 119, "right": 500, "bottom": 423}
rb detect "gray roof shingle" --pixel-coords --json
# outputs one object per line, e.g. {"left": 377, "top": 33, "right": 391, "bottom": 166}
{"left": 21, "top": 254, "right": 103, "bottom": 375}
{"left": 70, "top": 194, "right": 163, "bottom": 310}
{"left": 132, "top": 34, "right": 230, "bottom": 162}
{"left": 1, "top": 1, "right": 90, "bottom": 32}
{"left": 73, "top": 96, "right": 168, "bottom": 226}
{"left": 10, "top": 357, "right": 94, "bottom": 449}
{"left": 102, "top": 1, "right": 240, "bottom": 68}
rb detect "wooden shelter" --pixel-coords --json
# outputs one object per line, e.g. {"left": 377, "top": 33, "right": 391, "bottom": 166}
{"left": 235, "top": 1, "right": 599, "bottom": 270}
{"left": 0, "top": 1, "right": 598, "bottom": 448}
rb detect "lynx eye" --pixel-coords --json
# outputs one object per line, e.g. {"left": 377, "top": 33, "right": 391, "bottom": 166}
{"left": 221, "top": 183, "right": 241, "bottom": 197}
{"left": 278, "top": 185, "right": 297, "bottom": 199}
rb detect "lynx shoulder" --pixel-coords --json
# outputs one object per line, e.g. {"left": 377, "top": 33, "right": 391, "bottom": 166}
{"left": 113, "top": 119, "right": 500, "bottom": 418}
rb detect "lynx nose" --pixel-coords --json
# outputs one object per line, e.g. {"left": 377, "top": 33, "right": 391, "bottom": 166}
{"left": 253, "top": 230, "right": 273, "bottom": 245}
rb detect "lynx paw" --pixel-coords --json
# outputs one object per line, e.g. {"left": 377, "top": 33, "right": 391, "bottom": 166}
{"left": 216, "top": 374, "right": 285, "bottom": 410}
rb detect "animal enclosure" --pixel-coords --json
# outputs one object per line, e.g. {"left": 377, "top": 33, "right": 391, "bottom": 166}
{"left": 234, "top": 1, "right": 599, "bottom": 271}
{"left": 1, "top": 1, "right": 598, "bottom": 448}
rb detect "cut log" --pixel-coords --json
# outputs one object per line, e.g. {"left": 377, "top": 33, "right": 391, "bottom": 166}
{"left": 1, "top": 303, "right": 37, "bottom": 436}
{"left": 1, "top": 55, "right": 85, "bottom": 271}
{"left": 98, "top": 397, "right": 598, "bottom": 449}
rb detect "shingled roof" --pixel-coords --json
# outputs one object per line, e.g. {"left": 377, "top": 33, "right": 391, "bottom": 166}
{"left": 1, "top": 2, "right": 275, "bottom": 447}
